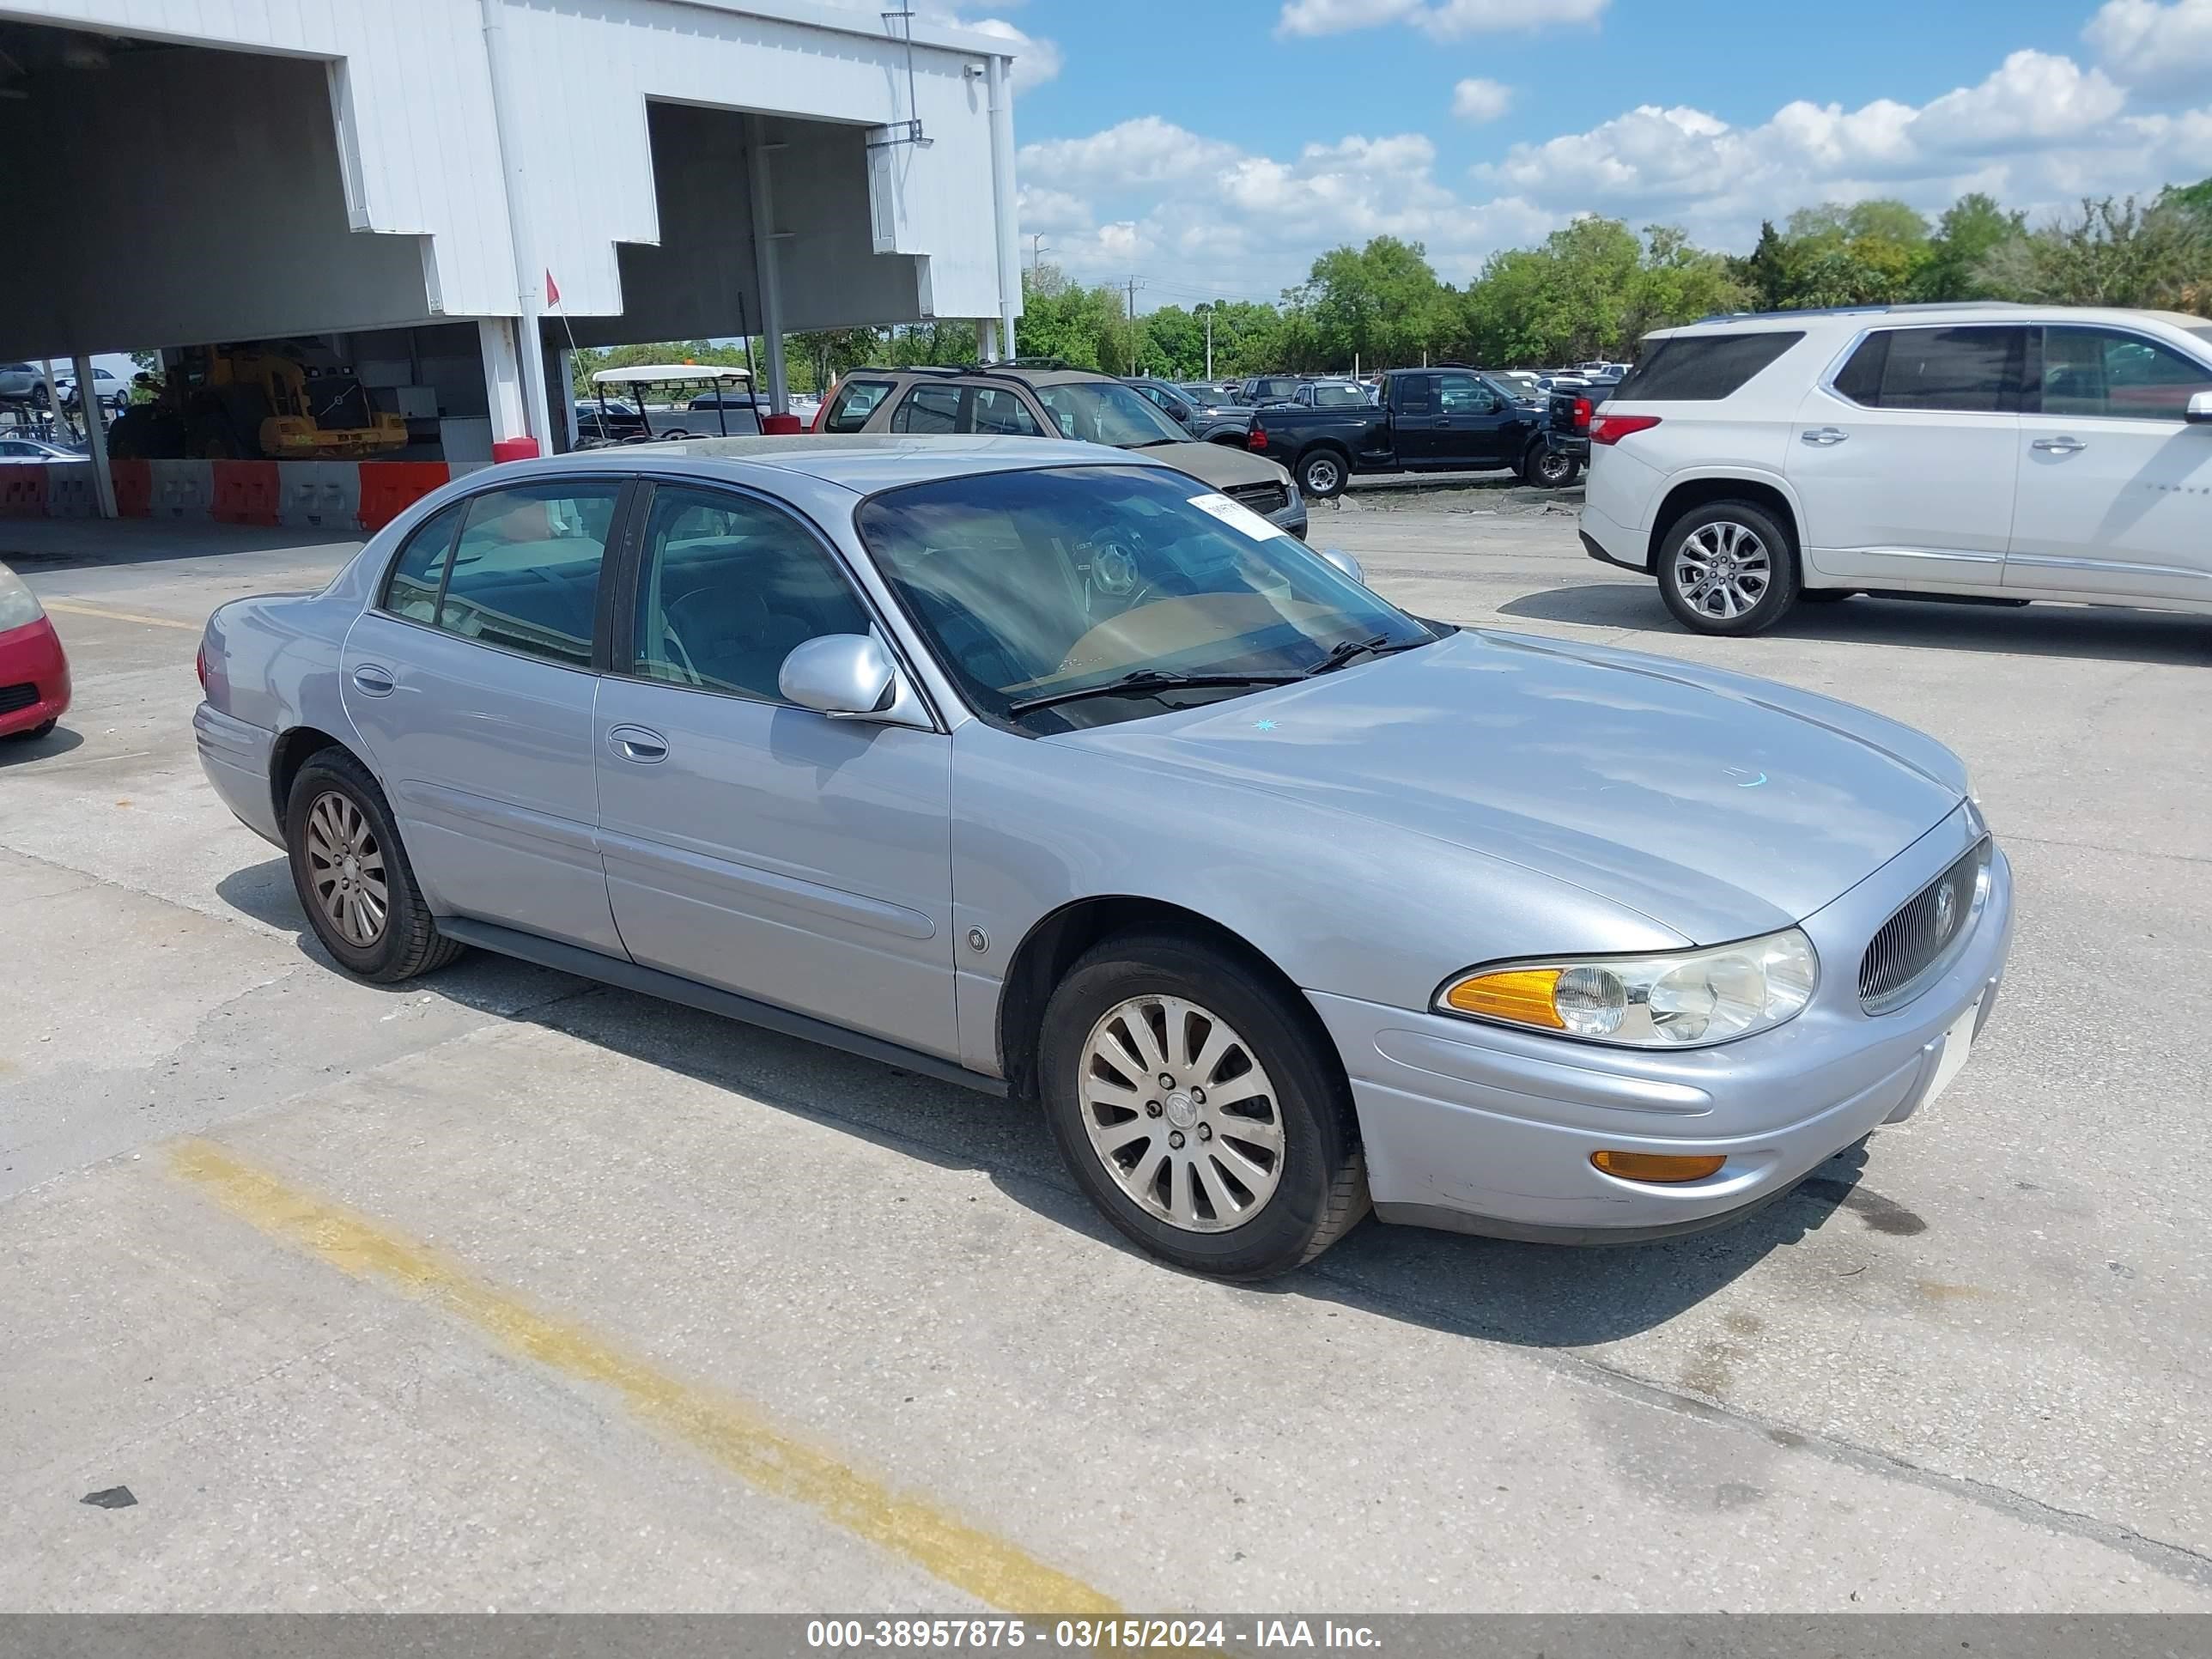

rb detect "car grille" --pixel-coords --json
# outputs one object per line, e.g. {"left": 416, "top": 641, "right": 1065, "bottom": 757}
{"left": 1859, "top": 840, "right": 1989, "bottom": 1014}
{"left": 0, "top": 682, "right": 37, "bottom": 714}
{"left": 1226, "top": 482, "right": 1290, "bottom": 517}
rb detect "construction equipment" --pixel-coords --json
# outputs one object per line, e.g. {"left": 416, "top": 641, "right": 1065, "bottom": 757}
{"left": 106, "top": 342, "right": 408, "bottom": 461}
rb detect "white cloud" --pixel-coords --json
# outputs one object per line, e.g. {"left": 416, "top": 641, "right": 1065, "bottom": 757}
{"left": 1277, "top": 0, "right": 1605, "bottom": 38}
{"left": 1452, "top": 77, "right": 1514, "bottom": 123}
{"left": 1016, "top": 30, "right": 2212, "bottom": 305}
{"left": 2086, "top": 0, "right": 2212, "bottom": 94}
{"left": 962, "top": 17, "right": 1062, "bottom": 87}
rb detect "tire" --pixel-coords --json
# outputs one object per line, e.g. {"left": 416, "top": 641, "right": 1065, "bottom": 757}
{"left": 1656, "top": 500, "right": 1800, "bottom": 636}
{"left": 5, "top": 718, "right": 58, "bottom": 742}
{"left": 1037, "top": 929, "right": 1369, "bottom": 1279}
{"left": 284, "top": 749, "right": 464, "bottom": 983}
{"left": 1522, "top": 445, "right": 1578, "bottom": 489}
{"left": 1295, "top": 447, "right": 1349, "bottom": 501}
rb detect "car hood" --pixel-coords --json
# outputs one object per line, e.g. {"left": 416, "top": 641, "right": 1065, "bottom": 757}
{"left": 1050, "top": 629, "right": 1968, "bottom": 943}
{"left": 1137, "top": 441, "right": 1290, "bottom": 492}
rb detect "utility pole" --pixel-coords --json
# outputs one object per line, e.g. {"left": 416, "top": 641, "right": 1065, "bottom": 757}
{"left": 1030, "top": 234, "right": 1051, "bottom": 276}
{"left": 1205, "top": 311, "right": 1213, "bottom": 380}
{"left": 1126, "top": 276, "right": 1141, "bottom": 375}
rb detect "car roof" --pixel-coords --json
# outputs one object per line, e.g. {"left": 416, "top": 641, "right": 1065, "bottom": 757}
{"left": 508, "top": 433, "right": 1173, "bottom": 495}
{"left": 1650, "top": 302, "right": 2212, "bottom": 341}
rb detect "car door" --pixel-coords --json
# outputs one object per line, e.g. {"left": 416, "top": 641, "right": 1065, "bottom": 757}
{"left": 1397, "top": 372, "right": 1513, "bottom": 468}
{"left": 2006, "top": 324, "right": 2212, "bottom": 603}
{"left": 341, "top": 478, "right": 628, "bottom": 954}
{"left": 592, "top": 480, "right": 958, "bottom": 1059}
{"left": 1785, "top": 325, "right": 2026, "bottom": 590}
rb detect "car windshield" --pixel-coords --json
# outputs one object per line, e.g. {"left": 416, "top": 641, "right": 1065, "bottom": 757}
{"left": 856, "top": 465, "right": 1436, "bottom": 730}
{"left": 1034, "top": 382, "right": 1186, "bottom": 447}
{"left": 1309, "top": 384, "right": 1366, "bottom": 407}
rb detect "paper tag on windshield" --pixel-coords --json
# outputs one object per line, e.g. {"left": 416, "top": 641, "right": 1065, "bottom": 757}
{"left": 1188, "top": 492, "right": 1286, "bottom": 543}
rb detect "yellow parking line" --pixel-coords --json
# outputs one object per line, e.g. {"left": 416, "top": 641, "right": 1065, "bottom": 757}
{"left": 167, "top": 1139, "right": 1120, "bottom": 1616}
{"left": 42, "top": 599, "right": 200, "bottom": 631}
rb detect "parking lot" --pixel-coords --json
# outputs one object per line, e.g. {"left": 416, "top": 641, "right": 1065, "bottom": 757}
{"left": 3, "top": 480, "right": 2209, "bottom": 1612}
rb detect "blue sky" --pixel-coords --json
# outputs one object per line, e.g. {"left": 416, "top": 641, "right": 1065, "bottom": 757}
{"left": 942, "top": 0, "right": 2212, "bottom": 306}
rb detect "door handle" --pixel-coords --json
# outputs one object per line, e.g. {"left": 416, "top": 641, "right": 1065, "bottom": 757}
{"left": 1799, "top": 427, "right": 1850, "bottom": 447}
{"left": 606, "top": 724, "right": 667, "bottom": 763}
{"left": 350, "top": 665, "right": 395, "bottom": 696}
{"left": 1431, "top": 417, "right": 1452, "bottom": 428}
{"left": 2033, "top": 436, "right": 2087, "bottom": 454}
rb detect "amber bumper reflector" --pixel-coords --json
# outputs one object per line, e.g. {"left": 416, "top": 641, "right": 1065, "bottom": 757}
{"left": 1591, "top": 1150, "right": 1727, "bottom": 1184}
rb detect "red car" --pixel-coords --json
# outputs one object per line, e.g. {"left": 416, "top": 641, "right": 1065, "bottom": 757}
{"left": 0, "top": 562, "right": 70, "bottom": 741}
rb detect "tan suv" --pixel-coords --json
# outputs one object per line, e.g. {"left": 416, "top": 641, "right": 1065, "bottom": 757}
{"left": 817, "top": 362, "right": 1309, "bottom": 539}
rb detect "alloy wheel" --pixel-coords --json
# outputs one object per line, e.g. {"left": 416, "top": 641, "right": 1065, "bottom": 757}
{"left": 1673, "top": 520, "right": 1771, "bottom": 621}
{"left": 1303, "top": 456, "right": 1342, "bottom": 495}
{"left": 1078, "top": 995, "right": 1285, "bottom": 1233}
{"left": 304, "top": 790, "right": 390, "bottom": 947}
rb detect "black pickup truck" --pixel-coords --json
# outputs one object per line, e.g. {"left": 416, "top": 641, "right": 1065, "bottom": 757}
{"left": 1250, "top": 366, "right": 1571, "bottom": 499}
{"left": 1543, "top": 380, "right": 1618, "bottom": 474}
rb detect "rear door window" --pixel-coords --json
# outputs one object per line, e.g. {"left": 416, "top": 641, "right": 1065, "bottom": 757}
{"left": 823, "top": 380, "right": 893, "bottom": 433}
{"left": 890, "top": 384, "right": 963, "bottom": 434}
{"left": 431, "top": 483, "right": 620, "bottom": 666}
{"left": 1613, "top": 331, "right": 1803, "bottom": 400}
{"left": 968, "top": 386, "right": 1042, "bottom": 435}
{"left": 2039, "top": 326, "right": 2212, "bottom": 420}
{"left": 1832, "top": 326, "right": 2027, "bottom": 413}
{"left": 381, "top": 501, "right": 466, "bottom": 623}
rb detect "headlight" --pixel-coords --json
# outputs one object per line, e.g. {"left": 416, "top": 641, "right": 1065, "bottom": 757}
{"left": 1437, "top": 928, "right": 1818, "bottom": 1048}
{"left": 0, "top": 565, "right": 46, "bottom": 633}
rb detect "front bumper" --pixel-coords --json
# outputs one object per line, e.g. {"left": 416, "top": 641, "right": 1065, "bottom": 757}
{"left": 1310, "top": 806, "right": 2013, "bottom": 1243}
{"left": 194, "top": 702, "right": 283, "bottom": 846}
{"left": 0, "top": 617, "right": 70, "bottom": 737}
{"left": 1268, "top": 500, "right": 1310, "bottom": 542}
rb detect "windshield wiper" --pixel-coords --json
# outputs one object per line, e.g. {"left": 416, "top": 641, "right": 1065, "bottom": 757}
{"left": 1006, "top": 668, "right": 1302, "bottom": 717}
{"left": 1127, "top": 437, "right": 1184, "bottom": 448}
{"left": 1304, "top": 635, "right": 1422, "bottom": 676}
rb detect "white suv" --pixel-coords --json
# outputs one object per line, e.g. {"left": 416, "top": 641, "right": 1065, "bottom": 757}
{"left": 1579, "top": 303, "right": 2212, "bottom": 635}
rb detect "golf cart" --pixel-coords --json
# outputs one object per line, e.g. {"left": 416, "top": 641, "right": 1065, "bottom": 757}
{"left": 579, "top": 365, "right": 757, "bottom": 448}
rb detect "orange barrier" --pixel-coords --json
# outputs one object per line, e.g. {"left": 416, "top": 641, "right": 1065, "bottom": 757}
{"left": 111, "top": 459, "right": 152, "bottom": 518}
{"left": 357, "top": 462, "right": 457, "bottom": 532}
{"left": 210, "top": 460, "right": 283, "bottom": 526}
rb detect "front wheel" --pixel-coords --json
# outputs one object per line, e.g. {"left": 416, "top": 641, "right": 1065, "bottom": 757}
{"left": 1038, "top": 931, "right": 1368, "bottom": 1279}
{"left": 1523, "top": 445, "right": 1579, "bottom": 488}
{"left": 1656, "top": 501, "right": 1800, "bottom": 636}
{"left": 4, "top": 717, "right": 58, "bottom": 743}
{"left": 1295, "top": 448, "right": 1348, "bottom": 501}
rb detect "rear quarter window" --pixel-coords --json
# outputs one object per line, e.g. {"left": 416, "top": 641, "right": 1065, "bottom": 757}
{"left": 1613, "top": 332, "right": 1804, "bottom": 401}
{"left": 823, "top": 380, "right": 893, "bottom": 434}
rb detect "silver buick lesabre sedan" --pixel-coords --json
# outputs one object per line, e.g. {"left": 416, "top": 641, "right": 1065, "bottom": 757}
{"left": 195, "top": 435, "right": 2012, "bottom": 1279}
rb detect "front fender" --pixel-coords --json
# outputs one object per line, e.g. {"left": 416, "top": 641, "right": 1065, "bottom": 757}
{"left": 947, "top": 721, "right": 1681, "bottom": 1075}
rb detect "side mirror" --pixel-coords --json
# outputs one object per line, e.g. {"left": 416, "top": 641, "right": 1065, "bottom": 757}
{"left": 2187, "top": 391, "right": 2212, "bottom": 424}
{"left": 1317, "top": 546, "right": 1364, "bottom": 583}
{"left": 779, "top": 634, "right": 898, "bottom": 719}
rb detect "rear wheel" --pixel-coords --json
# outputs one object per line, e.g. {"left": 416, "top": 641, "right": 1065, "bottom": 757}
{"left": 1295, "top": 447, "right": 1349, "bottom": 501}
{"left": 285, "top": 750, "right": 463, "bottom": 982}
{"left": 1656, "top": 501, "right": 1800, "bottom": 636}
{"left": 1038, "top": 930, "right": 1368, "bottom": 1279}
{"left": 1522, "top": 444, "right": 1578, "bottom": 488}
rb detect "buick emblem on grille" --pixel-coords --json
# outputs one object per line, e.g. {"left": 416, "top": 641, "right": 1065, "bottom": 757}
{"left": 1934, "top": 880, "right": 1957, "bottom": 933}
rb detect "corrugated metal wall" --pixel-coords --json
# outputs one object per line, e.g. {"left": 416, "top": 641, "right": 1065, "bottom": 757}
{"left": 1, "top": 0, "right": 1015, "bottom": 356}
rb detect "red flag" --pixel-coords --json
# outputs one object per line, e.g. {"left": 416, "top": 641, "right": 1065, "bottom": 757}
{"left": 544, "top": 269, "right": 561, "bottom": 307}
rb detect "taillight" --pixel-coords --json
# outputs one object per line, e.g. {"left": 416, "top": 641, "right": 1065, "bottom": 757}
{"left": 195, "top": 642, "right": 209, "bottom": 692}
{"left": 1248, "top": 422, "right": 1268, "bottom": 452}
{"left": 1572, "top": 397, "right": 1592, "bottom": 431}
{"left": 1590, "top": 413, "right": 1662, "bottom": 446}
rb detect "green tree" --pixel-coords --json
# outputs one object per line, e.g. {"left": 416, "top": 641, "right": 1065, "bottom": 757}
{"left": 790, "top": 327, "right": 882, "bottom": 393}
{"left": 1014, "top": 270, "right": 1127, "bottom": 370}
{"left": 1302, "top": 236, "right": 1447, "bottom": 370}
{"left": 1979, "top": 194, "right": 2212, "bottom": 309}
{"left": 1913, "top": 193, "right": 2029, "bottom": 301}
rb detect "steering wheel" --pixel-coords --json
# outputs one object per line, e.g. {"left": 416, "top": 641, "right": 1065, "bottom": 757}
{"left": 1078, "top": 529, "right": 1155, "bottom": 612}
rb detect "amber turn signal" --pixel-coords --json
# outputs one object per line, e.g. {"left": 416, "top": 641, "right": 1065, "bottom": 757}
{"left": 1590, "top": 1150, "right": 1727, "bottom": 1184}
{"left": 1443, "top": 968, "right": 1565, "bottom": 1029}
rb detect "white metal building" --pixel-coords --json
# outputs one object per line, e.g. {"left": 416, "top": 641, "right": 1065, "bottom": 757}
{"left": 0, "top": 0, "right": 1024, "bottom": 508}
